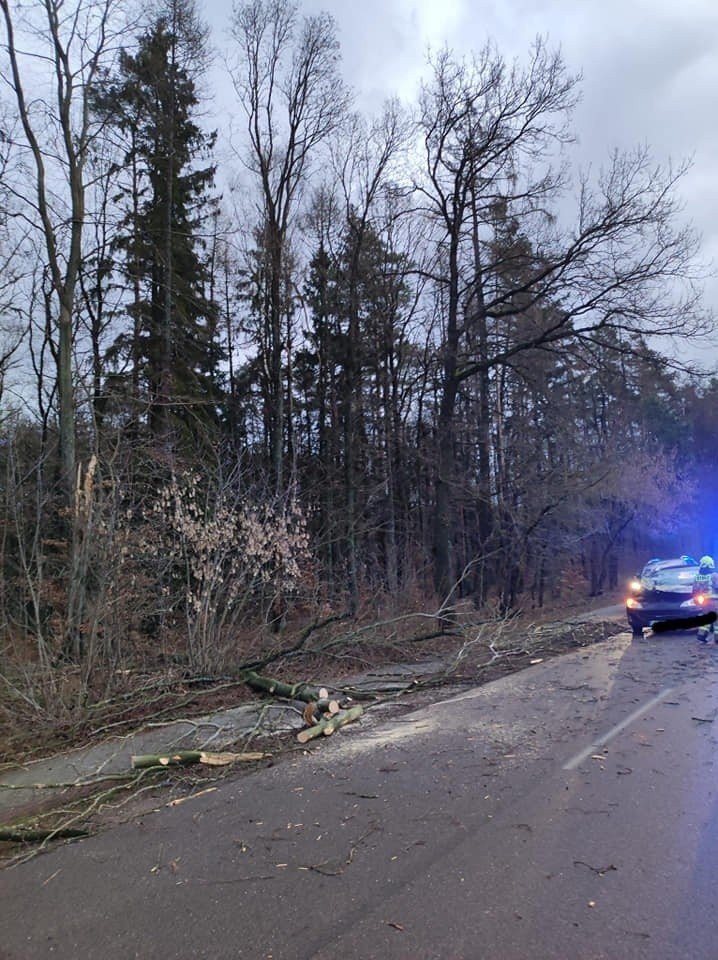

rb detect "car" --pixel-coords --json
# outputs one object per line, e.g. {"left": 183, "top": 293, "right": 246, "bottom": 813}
{"left": 626, "top": 556, "right": 698, "bottom": 595}
{"left": 625, "top": 557, "right": 707, "bottom": 637}
{"left": 627, "top": 555, "right": 699, "bottom": 591}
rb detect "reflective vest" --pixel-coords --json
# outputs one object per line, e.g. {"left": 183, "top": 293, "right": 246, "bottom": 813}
{"left": 694, "top": 570, "right": 715, "bottom": 595}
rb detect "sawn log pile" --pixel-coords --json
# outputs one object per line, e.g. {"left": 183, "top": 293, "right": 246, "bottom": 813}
{"left": 242, "top": 670, "right": 365, "bottom": 743}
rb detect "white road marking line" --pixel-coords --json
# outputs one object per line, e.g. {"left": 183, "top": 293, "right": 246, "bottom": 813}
{"left": 562, "top": 687, "right": 675, "bottom": 771}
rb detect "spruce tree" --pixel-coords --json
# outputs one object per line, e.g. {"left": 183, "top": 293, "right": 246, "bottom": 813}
{"left": 94, "top": 1, "right": 222, "bottom": 453}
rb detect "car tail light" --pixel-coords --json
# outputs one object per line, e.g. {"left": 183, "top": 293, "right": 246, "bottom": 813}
{"left": 695, "top": 593, "right": 709, "bottom": 606}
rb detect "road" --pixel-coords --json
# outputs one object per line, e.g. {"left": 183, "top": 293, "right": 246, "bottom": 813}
{"left": 4, "top": 629, "right": 718, "bottom": 960}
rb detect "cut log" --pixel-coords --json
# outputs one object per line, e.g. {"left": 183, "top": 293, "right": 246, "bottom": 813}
{"left": 243, "top": 670, "right": 329, "bottom": 704}
{"left": 315, "top": 697, "right": 342, "bottom": 715}
{"left": 131, "top": 750, "right": 202, "bottom": 769}
{"left": 296, "top": 705, "right": 364, "bottom": 744}
{"left": 131, "top": 750, "right": 268, "bottom": 769}
{"left": 296, "top": 717, "right": 333, "bottom": 743}
{"left": 322, "top": 705, "right": 364, "bottom": 736}
{"left": 302, "top": 698, "right": 343, "bottom": 726}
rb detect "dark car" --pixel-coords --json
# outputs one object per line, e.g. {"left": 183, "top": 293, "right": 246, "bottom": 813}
{"left": 627, "top": 555, "right": 698, "bottom": 592}
{"left": 626, "top": 558, "right": 705, "bottom": 636}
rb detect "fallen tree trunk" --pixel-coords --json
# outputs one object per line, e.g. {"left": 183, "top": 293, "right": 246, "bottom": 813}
{"left": 297, "top": 705, "right": 364, "bottom": 744}
{"left": 242, "top": 670, "right": 330, "bottom": 703}
{"left": 131, "top": 750, "right": 269, "bottom": 770}
{"left": 0, "top": 826, "right": 90, "bottom": 842}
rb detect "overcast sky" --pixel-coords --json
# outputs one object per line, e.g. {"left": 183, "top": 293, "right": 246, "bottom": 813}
{"left": 205, "top": 0, "right": 718, "bottom": 359}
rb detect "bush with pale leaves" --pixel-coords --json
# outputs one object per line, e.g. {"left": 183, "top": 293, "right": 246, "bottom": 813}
{"left": 149, "top": 473, "right": 310, "bottom": 666}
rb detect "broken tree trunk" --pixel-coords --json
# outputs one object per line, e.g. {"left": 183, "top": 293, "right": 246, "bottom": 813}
{"left": 296, "top": 705, "right": 364, "bottom": 744}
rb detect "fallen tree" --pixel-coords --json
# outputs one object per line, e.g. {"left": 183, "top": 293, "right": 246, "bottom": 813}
{"left": 242, "top": 671, "right": 347, "bottom": 713}
{"left": 240, "top": 669, "right": 366, "bottom": 742}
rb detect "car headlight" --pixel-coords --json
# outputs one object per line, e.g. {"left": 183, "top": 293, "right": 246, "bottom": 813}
{"left": 628, "top": 578, "right": 642, "bottom": 593}
{"left": 626, "top": 597, "right": 642, "bottom": 609}
{"left": 681, "top": 596, "right": 703, "bottom": 608}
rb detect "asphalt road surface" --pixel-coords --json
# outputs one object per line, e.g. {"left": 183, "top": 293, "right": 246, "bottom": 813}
{"left": 4, "top": 628, "right": 718, "bottom": 960}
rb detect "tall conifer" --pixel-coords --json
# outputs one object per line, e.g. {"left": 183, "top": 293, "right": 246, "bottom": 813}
{"left": 95, "top": 0, "right": 222, "bottom": 453}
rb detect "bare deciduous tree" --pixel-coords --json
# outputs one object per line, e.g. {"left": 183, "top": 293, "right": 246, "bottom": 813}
{"left": 0, "top": 108, "right": 26, "bottom": 409}
{"left": 228, "top": 0, "right": 350, "bottom": 490}
{"left": 417, "top": 39, "right": 713, "bottom": 596}
{"left": 0, "top": 0, "right": 125, "bottom": 501}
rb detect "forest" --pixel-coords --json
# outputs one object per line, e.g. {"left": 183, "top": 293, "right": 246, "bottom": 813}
{"left": 0, "top": 0, "right": 717, "bottom": 721}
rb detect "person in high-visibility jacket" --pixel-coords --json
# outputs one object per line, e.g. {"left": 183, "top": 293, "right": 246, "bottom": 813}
{"left": 693, "top": 555, "right": 718, "bottom": 641}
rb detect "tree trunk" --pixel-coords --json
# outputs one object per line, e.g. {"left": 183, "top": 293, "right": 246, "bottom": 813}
{"left": 243, "top": 670, "right": 331, "bottom": 703}
{"left": 131, "top": 750, "right": 268, "bottom": 769}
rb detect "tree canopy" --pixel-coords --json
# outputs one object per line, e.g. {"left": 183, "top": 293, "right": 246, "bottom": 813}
{"left": 0, "top": 0, "right": 714, "bottom": 676}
